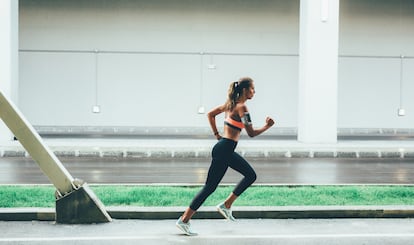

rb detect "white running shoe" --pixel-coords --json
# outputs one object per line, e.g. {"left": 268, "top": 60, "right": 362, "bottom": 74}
{"left": 216, "top": 202, "right": 236, "bottom": 221}
{"left": 176, "top": 216, "right": 198, "bottom": 236}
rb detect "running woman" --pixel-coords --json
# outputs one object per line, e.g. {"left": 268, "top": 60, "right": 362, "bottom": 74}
{"left": 176, "top": 77, "right": 275, "bottom": 236}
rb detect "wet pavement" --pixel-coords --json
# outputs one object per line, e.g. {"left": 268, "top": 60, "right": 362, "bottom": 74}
{"left": 1, "top": 157, "right": 414, "bottom": 185}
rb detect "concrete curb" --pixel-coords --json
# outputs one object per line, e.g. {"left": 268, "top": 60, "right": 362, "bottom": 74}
{"left": 2, "top": 137, "right": 414, "bottom": 159}
{"left": 1, "top": 147, "right": 414, "bottom": 159}
{"left": 2, "top": 206, "right": 414, "bottom": 221}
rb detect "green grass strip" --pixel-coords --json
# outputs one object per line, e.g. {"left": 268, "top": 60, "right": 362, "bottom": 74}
{"left": 1, "top": 185, "right": 414, "bottom": 208}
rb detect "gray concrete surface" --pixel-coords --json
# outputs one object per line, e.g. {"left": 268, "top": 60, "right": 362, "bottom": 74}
{"left": 2, "top": 137, "right": 414, "bottom": 159}
{"left": 2, "top": 157, "right": 414, "bottom": 185}
{"left": 2, "top": 206, "right": 414, "bottom": 222}
{"left": 1, "top": 218, "right": 414, "bottom": 244}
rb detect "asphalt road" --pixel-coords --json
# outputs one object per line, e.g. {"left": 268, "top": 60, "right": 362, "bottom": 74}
{"left": 1, "top": 157, "right": 414, "bottom": 185}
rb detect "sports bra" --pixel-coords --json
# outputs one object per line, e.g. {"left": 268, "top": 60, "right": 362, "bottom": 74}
{"left": 225, "top": 116, "right": 245, "bottom": 131}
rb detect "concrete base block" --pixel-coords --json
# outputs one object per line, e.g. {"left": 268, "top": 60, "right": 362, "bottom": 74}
{"left": 56, "top": 183, "right": 112, "bottom": 224}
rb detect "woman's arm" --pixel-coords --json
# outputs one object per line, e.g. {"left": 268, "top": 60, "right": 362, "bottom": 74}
{"left": 239, "top": 105, "right": 275, "bottom": 138}
{"left": 207, "top": 105, "right": 225, "bottom": 140}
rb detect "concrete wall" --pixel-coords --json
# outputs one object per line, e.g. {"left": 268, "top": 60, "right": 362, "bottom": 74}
{"left": 339, "top": 0, "right": 414, "bottom": 128}
{"left": 0, "top": 0, "right": 19, "bottom": 143}
{"left": 19, "top": 0, "right": 299, "bottom": 130}
{"left": 18, "top": 0, "right": 414, "bottom": 132}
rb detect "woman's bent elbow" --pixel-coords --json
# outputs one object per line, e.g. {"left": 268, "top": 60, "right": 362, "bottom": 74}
{"left": 247, "top": 133, "right": 256, "bottom": 138}
{"left": 247, "top": 131, "right": 259, "bottom": 138}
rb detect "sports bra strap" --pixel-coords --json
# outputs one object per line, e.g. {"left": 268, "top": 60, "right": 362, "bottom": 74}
{"left": 225, "top": 117, "right": 245, "bottom": 130}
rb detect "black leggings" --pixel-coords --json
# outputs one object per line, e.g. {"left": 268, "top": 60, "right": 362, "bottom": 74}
{"left": 189, "top": 138, "right": 257, "bottom": 211}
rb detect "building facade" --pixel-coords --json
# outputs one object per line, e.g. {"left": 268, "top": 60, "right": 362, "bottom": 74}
{"left": 1, "top": 0, "right": 414, "bottom": 143}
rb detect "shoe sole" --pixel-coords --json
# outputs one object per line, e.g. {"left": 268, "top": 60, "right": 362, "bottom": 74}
{"left": 176, "top": 223, "right": 197, "bottom": 236}
{"left": 217, "top": 206, "right": 229, "bottom": 219}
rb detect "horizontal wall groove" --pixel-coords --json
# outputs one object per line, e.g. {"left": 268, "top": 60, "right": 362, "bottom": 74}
{"left": 19, "top": 49, "right": 414, "bottom": 59}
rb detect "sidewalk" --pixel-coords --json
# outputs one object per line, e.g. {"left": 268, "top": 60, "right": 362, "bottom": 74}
{"left": 1, "top": 137, "right": 414, "bottom": 159}
{"left": 2, "top": 218, "right": 414, "bottom": 244}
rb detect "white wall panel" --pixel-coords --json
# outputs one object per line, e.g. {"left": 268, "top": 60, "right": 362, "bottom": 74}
{"left": 19, "top": 52, "right": 96, "bottom": 125}
{"left": 339, "top": 0, "right": 414, "bottom": 56}
{"left": 338, "top": 0, "right": 414, "bottom": 128}
{"left": 97, "top": 53, "right": 201, "bottom": 126}
{"left": 338, "top": 57, "right": 404, "bottom": 128}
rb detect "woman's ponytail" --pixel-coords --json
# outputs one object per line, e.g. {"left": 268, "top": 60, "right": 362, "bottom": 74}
{"left": 224, "top": 77, "right": 253, "bottom": 111}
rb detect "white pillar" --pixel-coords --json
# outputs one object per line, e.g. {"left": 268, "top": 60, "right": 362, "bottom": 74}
{"left": 298, "top": 0, "right": 339, "bottom": 143}
{"left": 0, "top": 0, "right": 18, "bottom": 145}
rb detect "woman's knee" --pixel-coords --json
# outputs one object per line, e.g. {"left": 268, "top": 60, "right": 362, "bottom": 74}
{"left": 248, "top": 171, "right": 257, "bottom": 184}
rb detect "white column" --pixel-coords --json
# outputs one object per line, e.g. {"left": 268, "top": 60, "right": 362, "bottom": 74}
{"left": 0, "top": 0, "right": 18, "bottom": 145}
{"left": 298, "top": 0, "right": 339, "bottom": 143}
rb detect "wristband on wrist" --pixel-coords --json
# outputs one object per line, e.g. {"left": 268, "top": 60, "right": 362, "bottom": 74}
{"left": 214, "top": 131, "right": 219, "bottom": 136}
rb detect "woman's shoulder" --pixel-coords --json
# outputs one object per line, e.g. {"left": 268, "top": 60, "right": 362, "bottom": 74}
{"left": 235, "top": 102, "right": 248, "bottom": 112}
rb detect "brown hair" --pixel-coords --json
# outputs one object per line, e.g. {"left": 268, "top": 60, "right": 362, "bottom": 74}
{"left": 224, "top": 77, "right": 253, "bottom": 111}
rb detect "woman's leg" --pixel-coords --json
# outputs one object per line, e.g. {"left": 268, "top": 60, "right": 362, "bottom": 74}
{"left": 179, "top": 138, "right": 235, "bottom": 227}
{"left": 188, "top": 156, "right": 228, "bottom": 211}
{"left": 178, "top": 157, "right": 229, "bottom": 234}
{"left": 187, "top": 139, "right": 235, "bottom": 212}
{"left": 181, "top": 157, "right": 227, "bottom": 223}
{"left": 225, "top": 152, "right": 257, "bottom": 208}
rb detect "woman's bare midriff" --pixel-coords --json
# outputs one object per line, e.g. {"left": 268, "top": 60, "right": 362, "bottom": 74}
{"left": 223, "top": 125, "right": 241, "bottom": 142}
